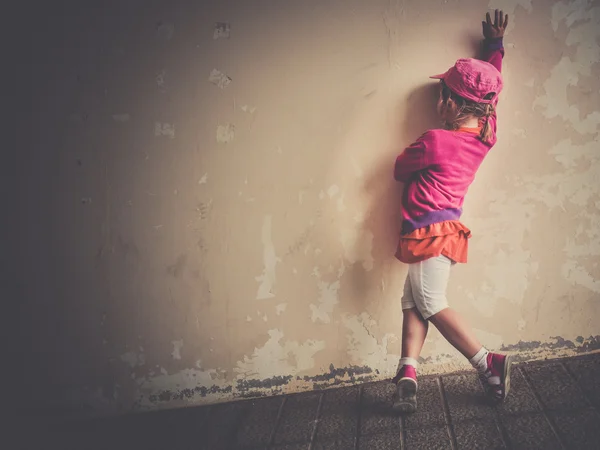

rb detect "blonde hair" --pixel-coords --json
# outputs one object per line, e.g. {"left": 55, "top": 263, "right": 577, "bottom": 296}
{"left": 440, "top": 81, "right": 495, "bottom": 144}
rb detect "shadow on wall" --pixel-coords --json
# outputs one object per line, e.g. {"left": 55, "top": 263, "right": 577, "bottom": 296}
{"left": 352, "top": 82, "right": 440, "bottom": 296}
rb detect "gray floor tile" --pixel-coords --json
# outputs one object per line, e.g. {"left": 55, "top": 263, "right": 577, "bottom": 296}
{"left": 442, "top": 373, "right": 495, "bottom": 422}
{"left": 453, "top": 419, "right": 506, "bottom": 449}
{"left": 551, "top": 408, "right": 600, "bottom": 450}
{"left": 403, "top": 377, "right": 446, "bottom": 429}
{"left": 404, "top": 425, "right": 452, "bottom": 450}
{"left": 359, "top": 382, "right": 400, "bottom": 436}
{"left": 358, "top": 430, "right": 401, "bottom": 450}
{"left": 149, "top": 407, "right": 213, "bottom": 449}
{"left": 269, "top": 444, "right": 309, "bottom": 450}
{"left": 312, "top": 437, "right": 356, "bottom": 450}
{"left": 563, "top": 357, "right": 600, "bottom": 407}
{"left": 523, "top": 363, "right": 587, "bottom": 411}
{"left": 203, "top": 402, "right": 249, "bottom": 449}
{"left": 235, "top": 397, "right": 282, "bottom": 447}
{"left": 314, "top": 386, "right": 359, "bottom": 442}
{"left": 501, "top": 413, "right": 562, "bottom": 450}
{"left": 273, "top": 393, "right": 320, "bottom": 445}
{"left": 321, "top": 386, "right": 360, "bottom": 414}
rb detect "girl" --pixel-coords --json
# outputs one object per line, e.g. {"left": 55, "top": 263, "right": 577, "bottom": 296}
{"left": 391, "top": 10, "right": 511, "bottom": 413}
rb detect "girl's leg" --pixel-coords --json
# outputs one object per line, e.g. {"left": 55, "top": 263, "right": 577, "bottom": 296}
{"left": 409, "top": 256, "right": 480, "bottom": 358}
{"left": 401, "top": 307, "right": 429, "bottom": 359}
{"left": 428, "top": 308, "right": 481, "bottom": 359}
{"left": 412, "top": 256, "right": 513, "bottom": 403}
{"left": 393, "top": 277, "right": 425, "bottom": 414}
{"left": 429, "top": 308, "right": 513, "bottom": 403}
{"left": 397, "top": 275, "right": 427, "bottom": 368}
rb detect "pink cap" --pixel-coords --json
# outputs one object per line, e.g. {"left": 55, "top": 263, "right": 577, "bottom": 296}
{"left": 430, "top": 58, "right": 503, "bottom": 104}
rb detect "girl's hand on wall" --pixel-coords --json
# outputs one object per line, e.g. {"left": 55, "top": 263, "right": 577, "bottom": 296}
{"left": 482, "top": 9, "right": 508, "bottom": 39}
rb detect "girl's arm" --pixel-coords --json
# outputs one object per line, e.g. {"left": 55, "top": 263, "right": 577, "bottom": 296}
{"left": 481, "top": 10, "right": 508, "bottom": 74}
{"left": 394, "top": 134, "right": 432, "bottom": 183}
{"left": 483, "top": 37, "right": 504, "bottom": 73}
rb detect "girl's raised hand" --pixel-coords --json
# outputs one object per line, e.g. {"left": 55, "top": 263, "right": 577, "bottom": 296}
{"left": 482, "top": 9, "right": 508, "bottom": 39}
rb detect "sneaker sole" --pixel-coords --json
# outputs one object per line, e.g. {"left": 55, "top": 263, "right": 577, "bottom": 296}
{"left": 393, "top": 378, "right": 417, "bottom": 414}
{"left": 503, "top": 354, "right": 514, "bottom": 400}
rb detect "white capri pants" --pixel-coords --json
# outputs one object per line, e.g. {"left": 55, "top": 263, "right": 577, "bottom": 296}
{"left": 401, "top": 255, "right": 454, "bottom": 320}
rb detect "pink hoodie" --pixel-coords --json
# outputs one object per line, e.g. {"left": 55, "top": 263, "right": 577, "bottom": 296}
{"left": 394, "top": 39, "right": 504, "bottom": 235}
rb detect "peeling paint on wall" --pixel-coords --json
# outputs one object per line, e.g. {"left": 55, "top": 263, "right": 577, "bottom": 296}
{"left": 137, "top": 367, "right": 227, "bottom": 408}
{"left": 156, "top": 69, "right": 167, "bottom": 91}
{"left": 490, "top": 0, "right": 533, "bottom": 19}
{"left": 327, "top": 184, "right": 340, "bottom": 198}
{"left": 112, "top": 113, "right": 130, "bottom": 122}
{"left": 156, "top": 21, "right": 174, "bottom": 40}
{"left": 240, "top": 105, "right": 256, "bottom": 114}
{"left": 234, "top": 329, "right": 325, "bottom": 380}
{"left": 343, "top": 313, "right": 400, "bottom": 376}
{"left": 255, "top": 215, "right": 280, "bottom": 300}
{"left": 535, "top": 1, "right": 600, "bottom": 134}
{"left": 340, "top": 228, "right": 374, "bottom": 271}
{"left": 216, "top": 124, "right": 235, "bottom": 143}
{"left": 310, "top": 277, "right": 341, "bottom": 323}
{"left": 154, "top": 122, "right": 175, "bottom": 138}
{"left": 208, "top": 69, "right": 231, "bottom": 89}
{"left": 120, "top": 351, "right": 145, "bottom": 368}
{"left": 213, "top": 22, "right": 231, "bottom": 40}
{"left": 171, "top": 340, "right": 184, "bottom": 360}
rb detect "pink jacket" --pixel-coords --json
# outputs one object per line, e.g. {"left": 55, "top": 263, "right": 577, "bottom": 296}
{"left": 394, "top": 39, "right": 505, "bottom": 234}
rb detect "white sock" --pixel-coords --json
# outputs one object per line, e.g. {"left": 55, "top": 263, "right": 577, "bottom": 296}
{"left": 469, "top": 347, "right": 489, "bottom": 374}
{"left": 398, "top": 357, "right": 419, "bottom": 372}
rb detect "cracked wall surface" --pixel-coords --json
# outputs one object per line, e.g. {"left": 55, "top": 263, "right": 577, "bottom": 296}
{"left": 13, "top": 0, "right": 600, "bottom": 417}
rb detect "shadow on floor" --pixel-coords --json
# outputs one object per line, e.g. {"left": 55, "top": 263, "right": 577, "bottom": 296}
{"left": 21, "top": 353, "right": 600, "bottom": 449}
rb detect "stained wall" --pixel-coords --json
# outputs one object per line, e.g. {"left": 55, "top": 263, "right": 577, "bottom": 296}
{"left": 14, "top": 0, "right": 600, "bottom": 416}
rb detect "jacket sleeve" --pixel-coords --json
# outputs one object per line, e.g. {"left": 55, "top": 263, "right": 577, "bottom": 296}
{"left": 394, "top": 134, "right": 431, "bottom": 183}
{"left": 481, "top": 37, "right": 505, "bottom": 142}
{"left": 482, "top": 37, "right": 504, "bottom": 75}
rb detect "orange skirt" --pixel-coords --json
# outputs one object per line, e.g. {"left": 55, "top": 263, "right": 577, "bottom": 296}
{"left": 395, "top": 220, "right": 471, "bottom": 264}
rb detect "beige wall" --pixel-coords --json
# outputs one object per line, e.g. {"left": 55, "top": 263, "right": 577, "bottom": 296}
{"left": 16, "top": 0, "right": 600, "bottom": 416}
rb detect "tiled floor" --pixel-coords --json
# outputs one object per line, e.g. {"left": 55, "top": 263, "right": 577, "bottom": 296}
{"left": 27, "top": 353, "right": 600, "bottom": 449}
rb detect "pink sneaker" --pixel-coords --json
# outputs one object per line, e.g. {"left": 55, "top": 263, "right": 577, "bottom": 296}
{"left": 480, "top": 352, "right": 513, "bottom": 404}
{"left": 392, "top": 365, "right": 417, "bottom": 414}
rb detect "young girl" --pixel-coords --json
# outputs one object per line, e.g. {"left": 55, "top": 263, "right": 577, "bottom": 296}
{"left": 391, "top": 10, "right": 511, "bottom": 413}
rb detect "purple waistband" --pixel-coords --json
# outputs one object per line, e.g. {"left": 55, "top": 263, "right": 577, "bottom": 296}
{"left": 401, "top": 208, "right": 462, "bottom": 235}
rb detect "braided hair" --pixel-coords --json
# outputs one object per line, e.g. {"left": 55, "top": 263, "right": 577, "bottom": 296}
{"left": 439, "top": 80, "right": 496, "bottom": 144}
